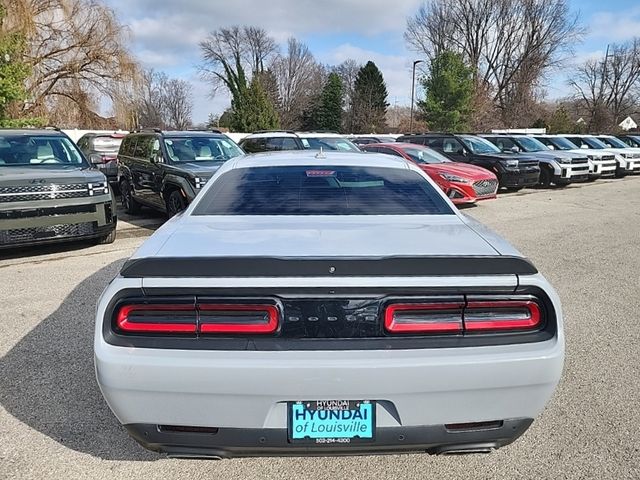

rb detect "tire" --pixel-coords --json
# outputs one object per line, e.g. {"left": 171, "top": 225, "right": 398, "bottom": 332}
{"left": 120, "top": 178, "right": 141, "bottom": 214}
{"left": 538, "top": 167, "right": 552, "bottom": 188}
{"left": 166, "top": 189, "right": 187, "bottom": 217}
{"left": 96, "top": 228, "right": 117, "bottom": 245}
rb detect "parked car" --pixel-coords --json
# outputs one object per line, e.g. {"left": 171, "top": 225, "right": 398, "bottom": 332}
{"left": 532, "top": 135, "right": 617, "bottom": 180}
{"left": 615, "top": 134, "right": 640, "bottom": 148}
{"left": 481, "top": 134, "right": 589, "bottom": 187}
{"left": 396, "top": 133, "right": 540, "bottom": 191}
{"left": 95, "top": 150, "right": 564, "bottom": 458}
{"left": 361, "top": 142, "right": 497, "bottom": 205}
{"left": 118, "top": 129, "right": 244, "bottom": 217}
{"left": 562, "top": 135, "right": 636, "bottom": 177}
{"left": 0, "top": 128, "right": 117, "bottom": 248}
{"left": 238, "top": 131, "right": 304, "bottom": 153}
{"left": 349, "top": 135, "right": 398, "bottom": 146}
{"left": 76, "top": 132, "right": 125, "bottom": 188}
{"left": 297, "top": 132, "right": 361, "bottom": 152}
{"left": 595, "top": 135, "right": 640, "bottom": 174}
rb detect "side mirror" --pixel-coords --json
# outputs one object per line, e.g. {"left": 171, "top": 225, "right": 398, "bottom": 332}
{"left": 89, "top": 154, "right": 103, "bottom": 165}
{"left": 547, "top": 145, "right": 555, "bottom": 150}
{"left": 461, "top": 149, "right": 468, "bottom": 156}
{"left": 510, "top": 146, "right": 520, "bottom": 153}
{"left": 580, "top": 144, "right": 589, "bottom": 149}
{"left": 150, "top": 153, "right": 162, "bottom": 163}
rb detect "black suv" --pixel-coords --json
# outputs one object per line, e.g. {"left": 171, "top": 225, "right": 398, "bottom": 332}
{"left": 396, "top": 133, "right": 540, "bottom": 190}
{"left": 118, "top": 129, "right": 244, "bottom": 216}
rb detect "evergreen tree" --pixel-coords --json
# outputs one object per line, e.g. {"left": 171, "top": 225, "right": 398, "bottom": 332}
{"left": 419, "top": 51, "right": 473, "bottom": 132}
{"left": 547, "top": 106, "right": 573, "bottom": 134}
{"left": 0, "top": 5, "right": 30, "bottom": 123}
{"left": 231, "top": 77, "right": 280, "bottom": 132}
{"left": 351, "top": 61, "right": 389, "bottom": 133}
{"left": 314, "top": 72, "right": 343, "bottom": 132}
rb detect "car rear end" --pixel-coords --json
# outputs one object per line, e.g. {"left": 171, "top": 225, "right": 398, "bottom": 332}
{"left": 86, "top": 134, "right": 124, "bottom": 186}
{"left": 95, "top": 154, "right": 563, "bottom": 458}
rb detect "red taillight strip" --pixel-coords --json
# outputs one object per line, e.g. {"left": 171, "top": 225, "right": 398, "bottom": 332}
{"left": 116, "top": 304, "right": 197, "bottom": 333}
{"left": 199, "top": 304, "right": 279, "bottom": 334}
{"left": 384, "top": 302, "right": 464, "bottom": 333}
{"left": 464, "top": 300, "right": 541, "bottom": 331}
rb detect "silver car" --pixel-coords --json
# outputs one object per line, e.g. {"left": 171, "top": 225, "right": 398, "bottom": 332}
{"left": 95, "top": 151, "right": 564, "bottom": 458}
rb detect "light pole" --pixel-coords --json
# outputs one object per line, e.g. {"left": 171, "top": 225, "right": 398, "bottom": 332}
{"left": 409, "top": 59, "right": 424, "bottom": 134}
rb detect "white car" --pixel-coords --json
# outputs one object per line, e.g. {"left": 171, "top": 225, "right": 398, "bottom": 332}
{"left": 95, "top": 151, "right": 564, "bottom": 458}
{"left": 563, "top": 135, "right": 637, "bottom": 177}
{"left": 533, "top": 135, "right": 617, "bottom": 179}
{"left": 595, "top": 135, "right": 640, "bottom": 174}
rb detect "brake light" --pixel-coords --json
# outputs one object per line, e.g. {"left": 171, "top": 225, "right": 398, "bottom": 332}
{"left": 384, "top": 302, "right": 464, "bottom": 333}
{"left": 114, "top": 303, "right": 279, "bottom": 335}
{"left": 464, "top": 300, "right": 540, "bottom": 331}
{"left": 116, "top": 304, "right": 197, "bottom": 333}
{"left": 384, "top": 299, "right": 542, "bottom": 334}
{"left": 199, "top": 304, "right": 279, "bottom": 334}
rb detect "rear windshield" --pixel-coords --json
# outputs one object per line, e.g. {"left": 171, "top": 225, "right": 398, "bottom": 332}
{"left": 193, "top": 165, "right": 453, "bottom": 216}
{"left": 93, "top": 136, "right": 123, "bottom": 152}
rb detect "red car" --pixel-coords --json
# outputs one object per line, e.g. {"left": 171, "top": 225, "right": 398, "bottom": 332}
{"left": 362, "top": 143, "right": 498, "bottom": 205}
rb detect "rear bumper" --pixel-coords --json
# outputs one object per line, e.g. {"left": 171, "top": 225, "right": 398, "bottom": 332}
{"left": 124, "top": 417, "right": 534, "bottom": 458}
{"left": 95, "top": 338, "right": 563, "bottom": 451}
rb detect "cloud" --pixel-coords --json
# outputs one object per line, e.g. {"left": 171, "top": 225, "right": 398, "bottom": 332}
{"left": 588, "top": 8, "right": 640, "bottom": 43}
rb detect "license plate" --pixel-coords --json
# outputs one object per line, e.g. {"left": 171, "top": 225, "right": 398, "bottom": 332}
{"left": 288, "top": 400, "right": 375, "bottom": 444}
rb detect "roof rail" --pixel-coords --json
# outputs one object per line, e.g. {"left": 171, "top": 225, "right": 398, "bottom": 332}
{"left": 185, "top": 128, "right": 223, "bottom": 134}
{"left": 44, "top": 126, "right": 61, "bottom": 131}
{"left": 251, "top": 130, "right": 297, "bottom": 134}
{"left": 134, "top": 127, "right": 162, "bottom": 133}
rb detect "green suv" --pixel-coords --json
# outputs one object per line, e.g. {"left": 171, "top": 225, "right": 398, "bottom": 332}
{"left": 118, "top": 129, "right": 244, "bottom": 216}
{"left": 0, "top": 129, "right": 117, "bottom": 249}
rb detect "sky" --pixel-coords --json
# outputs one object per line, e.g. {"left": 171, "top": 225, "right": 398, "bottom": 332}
{"left": 104, "top": 0, "right": 640, "bottom": 123}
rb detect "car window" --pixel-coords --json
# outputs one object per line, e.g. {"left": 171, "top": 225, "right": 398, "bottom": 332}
{"left": 459, "top": 136, "right": 501, "bottom": 154}
{"left": 193, "top": 165, "right": 453, "bottom": 216}
{"left": 379, "top": 147, "right": 403, "bottom": 157}
{"left": 240, "top": 138, "right": 265, "bottom": 154}
{"left": 0, "top": 135, "right": 87, "bottom": 167}
{"left": 423, "top": 138, "right": 443, "bottom": 149}
{"left": 300, "top": 137, "right": 360, "bottom": 152}
{"left": 133, "top": 136, "right": 153, "bottom": 159}
{"left": 92, "top": 136, "right": 123, "bottom": 153}
{"left": 442, "top": 139, "right": 464, "bottom": 154}
{"left": 489, "top": 137, "right": 515, "bottom": 151}
{"left": 163, "top": 136, "right": 243, "bottom": 163}
{"left": 402, "top": 146, "right": 450, "bottom": 164}
{"left": 263, "top": 137, "right": 299, "bottom": 151}
{"left": 598, "top": 136, "right": 628, "bottom": 148}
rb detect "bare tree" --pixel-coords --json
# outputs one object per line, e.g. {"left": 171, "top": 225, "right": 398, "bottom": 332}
{"left": 272, "top": 38, "right": 324, "bottom": 129}
{"left": 333, "top": 59, "right": 360, "bottom": 132}
{"left": 7, "top": 0, "right": 136, "bottom": 122}
{"left": 162, "top": 77, "right": 193, "bottom": 130}
{"left": 406, "top": 0, "right": 584, "bottom": 127}
{"left": 570, "top": 39, "right": 640, "bottom": 130}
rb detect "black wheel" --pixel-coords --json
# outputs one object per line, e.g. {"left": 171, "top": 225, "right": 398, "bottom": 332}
{"left": 166, "top": 190, "right": 187, "bottom": 217}
{"left": 538, "top": 167, "right": 552, "bottom": 188}
{"left": 96, "top": 228, "right": 117, "bottom": 245}
{"left": 120, "top": 178, "right": 141, "bottom": 214}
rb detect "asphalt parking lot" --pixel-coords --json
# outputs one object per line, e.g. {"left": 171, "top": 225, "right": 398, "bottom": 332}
{"left": 1, "top": 178, "right": 639, "bottom": 480}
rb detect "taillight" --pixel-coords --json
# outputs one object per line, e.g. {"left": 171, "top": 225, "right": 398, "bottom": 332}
{"left": 384, "top": 302, "right": 464, "bottom": 333}
{"left": 199, "top": 304, "right": 278, "bottom": 334}
{"left": 464, "top": 300, "right": 541, "bottom": 332}
{"left": 384, "top": 298, "right": 542, "bottom": 334}
{"left": 116, "top": 304, "right": 197, "bottom": 333}
{"left": 114, "top": 302, "right": 279, "bottom": 335}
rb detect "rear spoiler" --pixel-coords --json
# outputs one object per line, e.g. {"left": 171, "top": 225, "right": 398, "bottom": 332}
{"left": 120, "top": 256, "right": 538, "bottom": 278}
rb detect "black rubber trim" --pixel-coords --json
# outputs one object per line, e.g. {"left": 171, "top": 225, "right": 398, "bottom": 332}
{"left": 102, "top": 287, "right": 556, "bottom": 350}
{"left": 120, "top": 255, "right": 538, "bottom": 278}
{"left": 123, "top": 418, "right": 534, "bottom": 458}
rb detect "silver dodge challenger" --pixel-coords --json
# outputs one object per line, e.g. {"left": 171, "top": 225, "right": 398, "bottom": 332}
{"left": 95, "top": 151, "right": 564, "bottom": 458}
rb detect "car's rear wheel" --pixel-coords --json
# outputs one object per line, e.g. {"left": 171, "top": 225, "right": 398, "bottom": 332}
{"left": 120, "top": 179, "right": 141, "bottom": 214}
{"left": 166, "top": 190, "right": 187, "bottom": 217}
